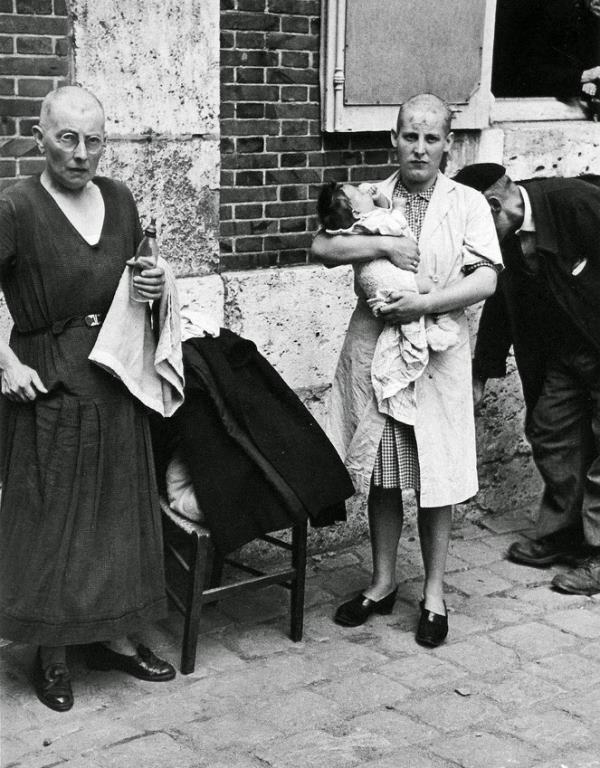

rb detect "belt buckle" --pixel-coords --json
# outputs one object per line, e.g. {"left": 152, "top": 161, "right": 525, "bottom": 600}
{"left": 84, "top": 313, "right": 102, "bottom": 328}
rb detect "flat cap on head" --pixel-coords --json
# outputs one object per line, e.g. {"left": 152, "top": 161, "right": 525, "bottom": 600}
{"left": 453, "top": 163, "right": 507, "bottom": 192}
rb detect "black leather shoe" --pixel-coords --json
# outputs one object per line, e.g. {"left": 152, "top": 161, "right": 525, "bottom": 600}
{"left": 334, "top": 588, "right": 397, "bottom": 627}
{"left": 33, "top": 651, "right": 73, "bottom": 712}
{"left": 552, "top": 554, "right": 600, "bottom": 595}
{"left": 85, "top": 643, "right": 176, "bottom": 682}
{"left": 507, "top": 529, "right": 589, "bottom": 568}
{"left": 416, "top": 600, "right": 448, "bottom": 648}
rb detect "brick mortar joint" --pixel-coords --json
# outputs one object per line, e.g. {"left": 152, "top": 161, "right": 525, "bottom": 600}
{"left": 0, "top": 17, "right": 66, "bottom": 20}
{"left": 107, "top": 133, "right": 220, "bottom": 142}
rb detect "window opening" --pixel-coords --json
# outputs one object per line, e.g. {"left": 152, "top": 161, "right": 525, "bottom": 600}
{"left": 491, "top": 0, "right": 600, "bottom": 117}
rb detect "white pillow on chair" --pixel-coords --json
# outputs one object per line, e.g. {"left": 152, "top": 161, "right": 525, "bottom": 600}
{"left": 165, "top": 453, "right": 204, "bottom": 522}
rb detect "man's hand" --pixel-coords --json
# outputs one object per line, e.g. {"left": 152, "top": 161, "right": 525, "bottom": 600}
{"left": 582, "top": 66, "right": 600, "bottom": 84}
{"left": 376, "top": 291, "right": 428, "bottom": 323}
{"left": 386, "top": 236, "right": 420, "bottom": 272}
{"left": 127, "top": 257, "right": 166, "bottom": 301}
{"left": 472, "top": 374, "right": 487, "bottom": 413}
{"left": 588, "top": 0, "right": 600, "bottom": 18}
{"left": 1, "top": 361, "right": 48, "bottom": 402}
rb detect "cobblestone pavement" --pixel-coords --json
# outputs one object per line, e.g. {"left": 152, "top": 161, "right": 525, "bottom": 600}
{"left": 2, "top": 510, "right": 600, "bottom": 768}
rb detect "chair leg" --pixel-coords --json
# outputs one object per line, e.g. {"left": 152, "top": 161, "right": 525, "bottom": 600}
{"left": 290, "top": 521, "right": 307, "bottom": 642}
{"left": 209, "top": 548, "right": 225, "bottom": 589}
{"left": 180, "top": 531, "right": 209, "bottom": 675}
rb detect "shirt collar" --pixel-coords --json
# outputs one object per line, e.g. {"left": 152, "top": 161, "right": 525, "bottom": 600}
{"left": 516, "top": 185, "right": 536, "bottom": 234}
{"left": 395, "top": 178, "right": 436, "bottom": 201}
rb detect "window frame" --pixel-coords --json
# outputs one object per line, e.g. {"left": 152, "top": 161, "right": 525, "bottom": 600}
{"left": 320, "top": 0, "right": 588, "bottom": 132}
{"left": 492, "top": 98, "right": 586, "bottom": 122}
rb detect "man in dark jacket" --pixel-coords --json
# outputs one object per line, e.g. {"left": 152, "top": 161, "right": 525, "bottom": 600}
{"left": 454, "top": 163, "right": 600, "bottom": 595}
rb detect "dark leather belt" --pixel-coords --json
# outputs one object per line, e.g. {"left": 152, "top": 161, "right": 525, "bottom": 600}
{"left": 17, "top": 313, "right": 105, "bottom": 336}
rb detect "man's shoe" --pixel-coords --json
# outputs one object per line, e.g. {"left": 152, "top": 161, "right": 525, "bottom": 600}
{"left": 85, "top": 643, "right": 176, "bottom": 682}
{"left": 552, "top": 555, "right": 600, "bottom": 595}
{"left": 33, "top": 651, "right": 73, "bottom": 712}
{"left": 415, "top": 600, "right": 448, "bottom": 648}
{"left": 334, "top": 588, "right": 397, "bottom": 627}
{"left": 507, "top": 532, "right": 588, "bottom": 568}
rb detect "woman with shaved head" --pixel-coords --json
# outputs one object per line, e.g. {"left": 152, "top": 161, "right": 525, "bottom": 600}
{"left": 0, "top": 86, "right": 175, "bottom": 711}
{"left": 312, "top": 94, "right": 502, "bottom": 647}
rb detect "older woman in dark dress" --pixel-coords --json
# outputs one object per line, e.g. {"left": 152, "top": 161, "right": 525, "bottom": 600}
{"left": 0, "top": 86, "right": 175, "bottom": 711}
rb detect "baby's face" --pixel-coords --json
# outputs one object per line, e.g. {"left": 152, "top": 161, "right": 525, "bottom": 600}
{"left": 342, "top": 184, "right": 377, "bottom": 217}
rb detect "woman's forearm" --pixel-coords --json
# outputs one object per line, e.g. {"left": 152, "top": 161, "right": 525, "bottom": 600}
{"left": 378, "top": 268, "right": 497, "bottom": 323}
{"left": 0, "top": 337, "right": 20, "bottom": 372}
{"left": 423, "top": 268, "right": 497, "bottom": 314}
{"left": 310, "top": 231, "right": 388, "bottom": 266}
{"left": 311, "top": 232, "right": 420, "bottom": 271}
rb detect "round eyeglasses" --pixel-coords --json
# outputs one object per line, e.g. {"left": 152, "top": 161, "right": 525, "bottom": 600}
{"left": 56, "top": 132, "right": 104, "bottom": 155}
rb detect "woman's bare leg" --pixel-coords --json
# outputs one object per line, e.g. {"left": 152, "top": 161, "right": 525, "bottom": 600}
{"left": 418, "top": 503, "right": 452, "bottom": 614}
{"left": 363, "top": 485, "right": 404, "bottom": 601}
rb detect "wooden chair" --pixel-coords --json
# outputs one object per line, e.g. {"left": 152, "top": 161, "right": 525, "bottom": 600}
{"left": 160, "top": 498, "right": 307, "bottom": 674}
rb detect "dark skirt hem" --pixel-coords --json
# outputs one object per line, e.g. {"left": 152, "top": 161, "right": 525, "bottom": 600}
{"left": 0, "top": 596, "right": 168, "bottom": 646}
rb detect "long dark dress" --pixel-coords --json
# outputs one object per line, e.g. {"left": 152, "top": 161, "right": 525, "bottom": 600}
{"left": 0, "top": 175, "right": 168, "bottom": 645}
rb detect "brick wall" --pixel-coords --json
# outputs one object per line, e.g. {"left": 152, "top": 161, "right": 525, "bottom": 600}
{"left": 220, "top": 0, "right": 394, "bottom": 271}
{"left": 0, "top": 0, "right": 71, "bottom": 190}
{"left": 0, "top": 0, "right": 396, "bottom": 273}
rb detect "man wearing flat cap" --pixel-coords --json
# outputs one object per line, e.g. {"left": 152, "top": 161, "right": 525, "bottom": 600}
{"left": 454, "top": 163, "right": 600, "bottom": 594}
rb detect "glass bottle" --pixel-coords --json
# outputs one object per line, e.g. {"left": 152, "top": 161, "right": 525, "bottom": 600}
{"left": 130, "top": 218, "right": 159, "bottom": 303}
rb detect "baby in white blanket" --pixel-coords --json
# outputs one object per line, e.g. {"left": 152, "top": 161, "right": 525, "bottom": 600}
{"left": 316, "top": 181, "right": 459, "bottom": 423}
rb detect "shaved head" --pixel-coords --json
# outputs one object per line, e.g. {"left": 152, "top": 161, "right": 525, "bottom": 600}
{"left": 34, "top": 85, "right": 105, "bottom": 192}
{"left": 39, "top": 86, "right": 104, "bottom": 130}
{"left": 396, "top": 93, "right": 453, "bottom": 136}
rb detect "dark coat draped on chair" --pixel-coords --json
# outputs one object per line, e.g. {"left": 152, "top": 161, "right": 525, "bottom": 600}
{"left": 151, "top": 329, "right": 354, "bottom": 554}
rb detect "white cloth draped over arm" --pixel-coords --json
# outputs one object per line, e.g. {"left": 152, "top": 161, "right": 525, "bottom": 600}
{"left": 88, "top": 257, "right": 185, "bottom": 417}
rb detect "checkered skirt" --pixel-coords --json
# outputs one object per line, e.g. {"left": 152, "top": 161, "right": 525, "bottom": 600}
{"left": 370, "top": 179, "right": 429, "bottom": 491}
{"left": 372, "top": 417, "right": 420, "bottom": 490}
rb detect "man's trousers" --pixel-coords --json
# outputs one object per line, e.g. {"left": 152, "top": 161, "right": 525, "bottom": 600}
{"left": 526, "top": 343, "right": 600, "bottom": 546}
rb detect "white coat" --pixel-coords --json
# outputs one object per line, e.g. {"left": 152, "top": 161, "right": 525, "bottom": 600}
{"left": 326, "top": 171, "right": 503, "bottom": 507}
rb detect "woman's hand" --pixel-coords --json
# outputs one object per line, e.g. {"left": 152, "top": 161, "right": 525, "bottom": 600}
{"left": 376, "top": 291, "right": 429, "bottom": 323}
{"left": 385, "top": 237, "right": 420, "bottom": 272}
{"left": 1, "top": 361, "right": 47, "bottom": 402}
{"left": 127, "top": 257, "right": 166, "bottom": 301}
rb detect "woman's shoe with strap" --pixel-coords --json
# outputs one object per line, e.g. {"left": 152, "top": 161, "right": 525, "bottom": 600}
{"left": 416, "top": 600, "right": 448, "bottom": 647}
{"left": 334, "top": 587, "right": 397, "bottom": 627}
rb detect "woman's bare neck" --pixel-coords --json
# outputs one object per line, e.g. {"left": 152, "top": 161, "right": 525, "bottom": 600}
{"left": 40, "top": 170, "right": 96, "bottom": 202}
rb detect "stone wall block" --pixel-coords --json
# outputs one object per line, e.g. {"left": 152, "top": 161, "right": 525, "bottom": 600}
{"left": 221, "top": 264, "right": 355, "bottom": 389}
{"left": 502, "top": 121, "right": 600, "bottom": 179}
{"left": 71, "top": 0, "right": 219, "bottom": 135}
{"left": 476, "top": 365, "right": 527, "bottom": 462}
{"left": 177, "top": 274, "right": 225, "bottom": 329}
{"left": 476, "top": 451, "right": 543, "bottom": 517}
{"left": 444, "top": 131, "right": 483, "bottom": 177}
{"left": 474, "top": 369, "right": 541, "bottom": 514}
{"left": 100, "top": 138, "right": 219, "bottom": 276}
